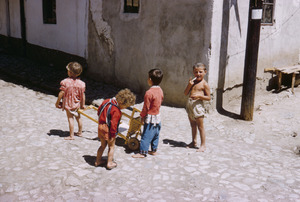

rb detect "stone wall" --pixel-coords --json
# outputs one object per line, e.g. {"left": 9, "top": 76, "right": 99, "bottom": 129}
{"left": 87, "top": 0, "right": 213, "bottom": 107}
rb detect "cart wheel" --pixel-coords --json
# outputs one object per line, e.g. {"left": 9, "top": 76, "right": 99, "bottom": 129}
{"left": 128, "top": 137, "right": 140, "bottom": 151}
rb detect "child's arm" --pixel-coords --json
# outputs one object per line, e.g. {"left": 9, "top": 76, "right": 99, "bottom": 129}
{"left": 109, "top": 110, "right": 122, "bottom": 140}
{"left": 80, "top": 93, "right": 86, "bottom": 109}
{"left": 55, "top": 91, "right": 64, "bottom": 108}
{"left": 140, "top": 91, "right": 151, "bottom": 123}
{"left": 184, "top": 77, "right": 195, "bottom": 96}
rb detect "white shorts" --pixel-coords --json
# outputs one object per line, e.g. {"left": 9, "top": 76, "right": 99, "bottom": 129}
{"left": 185, "top": 98, "right": 205, "bottom": 121}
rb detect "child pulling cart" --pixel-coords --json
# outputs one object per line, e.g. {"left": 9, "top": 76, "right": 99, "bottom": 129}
{"left": 78, "top": 105, "right": 143, "bottom": 151}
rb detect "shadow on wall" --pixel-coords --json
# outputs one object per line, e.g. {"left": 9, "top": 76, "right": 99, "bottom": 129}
{"left": 216, "top": 0, "right": 242, "bottom": 120}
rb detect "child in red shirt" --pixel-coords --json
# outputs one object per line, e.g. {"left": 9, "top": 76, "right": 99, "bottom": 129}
{"left": 95, "top": 88, "right": 136, "bottom": 170}
{"left": 132, "top": 69, "right": 164, "bottom": 158}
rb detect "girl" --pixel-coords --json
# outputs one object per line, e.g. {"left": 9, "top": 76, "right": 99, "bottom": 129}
{"left": 55, "top": 62, "right": 86, "bottom": 140}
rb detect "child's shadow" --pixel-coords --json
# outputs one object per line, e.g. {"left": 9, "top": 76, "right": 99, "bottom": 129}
{"left": 82, "top": 155, "right": 107, "bottom": 168}
{"left": 47, "top": 129, "right": 99, "bottom": 140}
{"left": 163, "top": 139, "right": 187, "bottom": 148}
{"left": 47, "top": 129, "right": 69, "bottom": 137}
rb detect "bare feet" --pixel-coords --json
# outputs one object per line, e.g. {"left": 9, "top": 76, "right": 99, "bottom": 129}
{"left": 186, "top": 142, "right": 197, "bottom": 148}
{"left": 75, "top": 132, "right": 82, "bottom": 137}
{"left": 196, "top": 145, "right": 206, "bottom": 152}
{"left": 64, "top": 136, "right": 75, "bottom": 140}
{"left": 106, "top": 162, "right": 117, "bottom": 170}
{"left": 148, "top": 151, "right": 157, "bottom": 156}
{"left": 95, "top": 160, "right": 106, "bottom": 167}
{"left": 132, "top": 153, "right": 146, "bottom": 158}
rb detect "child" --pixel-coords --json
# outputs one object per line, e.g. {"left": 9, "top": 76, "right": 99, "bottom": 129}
{"left": 55, "top": 62, "right": 86, "bottom": 140}
{"left": 95, "top": 88, "right": 136, "bottom": 170}
{"left": 132, "top": 69, "right": 164, "bottom": 158}
{"left": 184, "top": 63, "right": 211, "bottom": 152}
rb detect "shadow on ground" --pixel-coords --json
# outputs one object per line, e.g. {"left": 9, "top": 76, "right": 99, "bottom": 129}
{"left": 47, "top": 129, "right": 70, "bottom": 138}
{"left": 83, "top": 155, "right": 107, "bottom": 168}
{"left": 0, "top": 52, "right": 144, "bottom": 105}
{"left": 163, "top": 139, "right": 187, "bottom": 148}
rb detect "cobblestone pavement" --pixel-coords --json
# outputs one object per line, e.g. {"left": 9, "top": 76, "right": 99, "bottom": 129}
{"left": 0, "top": 52, "right": 300, "bottom": 201}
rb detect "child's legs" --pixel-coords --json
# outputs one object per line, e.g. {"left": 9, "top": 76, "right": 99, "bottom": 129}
{"left": 96, "top": 136, "right": 107, "bottom": 165}
{"left": 66, "top": 110, "right": 75, "bottom": 137}
{"left": 150, "top": 123, "right": 161, "bottom": 152}
{"left": 195, "top": 116, "right": 205, "bottom": 146}
{"left": 75, "top": 113, "right": 83, "bottom": 134}
{"left": 188, "top": 117, "right": 197, "bottom": 145}
{"left": 107, "top": 138, "right": 116, "bottom": 167}
{"left": 140, "top": 123, "right": 155, "bottom": 155}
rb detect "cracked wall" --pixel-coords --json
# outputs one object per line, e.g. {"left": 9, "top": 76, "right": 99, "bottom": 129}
{"left": 87, "top": 0, "right": 213, "bottom": 107}
{"left": 87, "top": 0, "right": 115, "bottom": 83}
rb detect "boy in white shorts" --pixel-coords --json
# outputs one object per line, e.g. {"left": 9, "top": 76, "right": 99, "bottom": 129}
{"left": 184, "top": 63, "right": 211, "bottom": 152}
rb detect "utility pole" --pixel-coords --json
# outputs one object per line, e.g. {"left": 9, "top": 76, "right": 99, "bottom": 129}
{"left": 240, "top": 0, "right": 263, "bottom": 121}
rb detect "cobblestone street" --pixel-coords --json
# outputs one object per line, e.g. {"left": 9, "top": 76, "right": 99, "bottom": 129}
{"left": 0, "top": 53, "right": 300, "bottom": 201}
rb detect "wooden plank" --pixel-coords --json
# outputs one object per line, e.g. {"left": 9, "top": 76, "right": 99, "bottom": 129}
{"left": 275, "top": 65, "right": 300, "bottom": 74}
{"left": 264, "top": 67, "right": 276, "bottom": 72}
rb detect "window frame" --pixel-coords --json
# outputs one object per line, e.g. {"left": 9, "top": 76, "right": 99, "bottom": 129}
{"left": 124, "top": 0, "right": 139, "bottom": 13}
{"left": 261, "top": 0, "right": 275, "bottom": 26}
{"left": 43, "top": 0, "right": 57, "bottom": 24}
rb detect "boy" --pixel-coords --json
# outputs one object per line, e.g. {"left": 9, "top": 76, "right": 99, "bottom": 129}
{"left": 184, "top": 63, "right": 211, "bottom": 152}
{"left": 132, "top": 69, "right": 164, "bottom": 158}
{"left": 95, "top": 88, "right": 136, "bottom": 169}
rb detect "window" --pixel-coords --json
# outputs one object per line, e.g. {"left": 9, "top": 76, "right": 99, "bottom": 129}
{"left": 124, "top": 0, "right": 139, "bottom": 13}
{"left": 261, "top": 0, "right": 275, "bottom": 25}
{"left": 43, "top": 0, "right": 56, "bottom": 24}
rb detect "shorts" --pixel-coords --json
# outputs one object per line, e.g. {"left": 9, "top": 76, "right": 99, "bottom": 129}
{"left": 98, "top": 123, "right": 109, "bottom": 141}
{"left": 185, "top": 98, "right": 206, "bottom": 121}
{"left": 67, "top": 109, "right": 79, "bottom": 117}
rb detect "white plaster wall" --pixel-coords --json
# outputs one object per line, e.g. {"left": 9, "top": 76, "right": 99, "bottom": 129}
{"left": 258, "top": 0, "right": 300, "bottom": 72}
{"left": 225, "top": 1, "right": 249, "bottom": 88}
{"left": 88, "top": 0, "right": 213, "bottom": 107}
{"left": 209, "top": 0, "right": 249, "bottom": 98}
{"left": 0, "top": 0, "right": 7, "bottom": 35}
{"left": 25, "top": 0, "right": 88, "bottom": 57}
{"left": 210, "top": 0, "right": 300, "bottom": 91}
{"left": 209, "top": 0, "right": 223, "bottom": 91}
{"left": 3, "top": 0, "right": 21, "bottom": 38}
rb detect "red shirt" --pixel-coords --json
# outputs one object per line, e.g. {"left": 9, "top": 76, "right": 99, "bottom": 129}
{"left": 140, "top": 86, "right": 164, "bottom": 118}
{"left": 97, "top": 98, "right": 121, "bottom": 138}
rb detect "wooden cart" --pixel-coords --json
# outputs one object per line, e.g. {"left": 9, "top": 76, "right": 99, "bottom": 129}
{"left": 78, "top": 105, "right": 143, "bottom": 150}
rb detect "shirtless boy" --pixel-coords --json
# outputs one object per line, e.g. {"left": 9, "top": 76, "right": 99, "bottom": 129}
{"left": 184, "top": 63, "right": 211, "bottom": 152}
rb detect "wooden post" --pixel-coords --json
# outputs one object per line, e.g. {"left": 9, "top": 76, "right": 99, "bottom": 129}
{"left": 240, "top": 0, "right": 263, "bottom": 121}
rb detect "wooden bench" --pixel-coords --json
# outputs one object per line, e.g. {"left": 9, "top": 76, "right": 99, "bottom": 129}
{"left": 264, "top": 65, "right": 300, "bottom": 94}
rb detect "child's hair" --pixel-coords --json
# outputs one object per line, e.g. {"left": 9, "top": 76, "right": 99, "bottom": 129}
{"left": 193, "top": 63, "right": 206, "bottom": 71}
{"left": 115, "top": 88, "right": 136, "bottom": 108}
{"left": 149, "top": 68, "right": 163, "bottom": 85}
{"left": 66, "top": 62, "right": 83, "bottom": 77}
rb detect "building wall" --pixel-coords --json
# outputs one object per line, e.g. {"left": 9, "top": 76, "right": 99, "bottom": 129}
{"left": 88, "top": 0, "right": 213, "bottom": 106}
{"left": 258, "top": 0, "right": 300, "bottom": 70}
{"left": 0, "top": 0, "right": 21, "bottom": 38}
{"left": 209, "top": 0, "right": 300, "bottom": 112}
{"left": 0, "top": 0, "right": 89, "bottom": 68}
{"left": 1, "top": 0, "right": 300, "bottom": 108}
{"left": 0, "top": 0, "right": 8, "bottom": 36}
{"left": 24, "top": 0, "right": 88, "bottom": 58}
